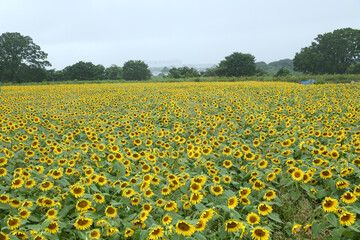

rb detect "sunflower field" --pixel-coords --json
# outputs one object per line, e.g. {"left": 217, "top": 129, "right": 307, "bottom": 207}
{"left": 0, "top": 82, "right": 360, "bottom": 240}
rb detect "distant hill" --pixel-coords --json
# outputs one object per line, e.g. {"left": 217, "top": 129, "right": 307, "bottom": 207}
{"left": 256, "top": 59, "right": 298, "bottom": 75}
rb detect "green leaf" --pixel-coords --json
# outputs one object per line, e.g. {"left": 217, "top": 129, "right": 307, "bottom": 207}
{"left": 326, "top": 213, "right": 339, "bottom": 227}
{"left": 139, "top": 230, "right": 149, "bottom": 240}
{"left": 312, "top": 222, "right": 325, "bottom": 237}
{"left": 348, "top": 225, "right": 360, "bottom": 233}
{"left": 58, "top": 205, "right": 74, "bottom": 218}
{"left": 195, "top": 203, "right": 206, "bottom": 211}
{"left": 268, "top": 213, "right": 282, "bottom": 223}
{"left": 330, "top": 228, "right": 344, "bottom": 240}
{"left": 193, "top": 232, "right": 208, "bottom": 240}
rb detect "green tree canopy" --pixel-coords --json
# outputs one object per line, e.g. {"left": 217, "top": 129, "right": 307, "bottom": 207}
{"left": 0, "top": 32, "right": 51, "bottom": 83}
{"left": 168, "top": 67, "right": 200, "bottom": 78}
{"left": 122, "top": 60, "right": 151, "bottom": 80}
{"left": 216, "top": 52, "right": 256, "bottom": 77}
{"left": 294, "top": 28, "right": 360, "bottom": 74}
{"left": 275, "top": 67, "right": 291, "bottom": 77}
{"left": 105, "top": 64, "right": 123, "bottom": 80}
{"left": 62, "top": 61, "right": 105, "bottom": 80}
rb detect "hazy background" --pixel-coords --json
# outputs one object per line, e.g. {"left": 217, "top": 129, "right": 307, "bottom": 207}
{"left": 1, "top": 0, "right": 359, "bottom": 69}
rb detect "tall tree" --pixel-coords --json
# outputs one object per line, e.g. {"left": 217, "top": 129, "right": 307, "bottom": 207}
{"left": 294, "top": 28, "right": 360, "bottom": 74}
{"left": 0, "top": 32, "right": 51, "bottom": 82}
{"left": 122, "top": 60, "right": 151, "bottom": 80}
{"left": 62, "top": 61, "right": 105, "bottom": 80}
{"left": 105, "top": 64, "right": 123, "bottom": 80}
{"left": 168, "top": 67, "right": 200, "bottom": 78}
{"left": 216, "top": 52, "right": 256, "bottom": 77}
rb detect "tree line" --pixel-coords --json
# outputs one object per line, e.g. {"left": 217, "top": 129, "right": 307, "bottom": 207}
{"left": 1, "top": 28, "right": 359, "bottom": 83}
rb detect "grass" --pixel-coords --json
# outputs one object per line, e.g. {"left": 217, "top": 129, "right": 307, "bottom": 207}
{"left": 1, "top": 74, "right": 360, "bottom": 86}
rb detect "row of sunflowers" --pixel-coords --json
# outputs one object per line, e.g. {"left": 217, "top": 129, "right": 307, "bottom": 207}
{"left": 0, "top": 81, "right": 360, "bottom": 239}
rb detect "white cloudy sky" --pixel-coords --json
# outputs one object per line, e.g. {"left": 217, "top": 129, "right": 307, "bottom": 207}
{"left": 0, "top": 0, "right": 359, "bottom": 69}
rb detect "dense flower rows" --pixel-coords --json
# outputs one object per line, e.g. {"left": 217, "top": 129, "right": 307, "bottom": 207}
{"left": 0, "top": 82, "right": 360, "bottom": 239}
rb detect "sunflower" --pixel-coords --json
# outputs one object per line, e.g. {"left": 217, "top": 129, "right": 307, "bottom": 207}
{"left": 263, "top": 190, "right": 276, "bottom": 201}
{"left": 320, "top": 169, "right": 332, "bottom": 179}
{"left": 246, "top": 212, "right": 260, "bottom": 225}
{"left": 74, "top": 217, "right": 93, "bottom": 230}
{"left": 341, "top": 192, "right": 357, "bottom": 204}
{"left": 194, "top": 218, "right": 207, "bottom": 232}
{"left": 0, "top": 232, "right": 9, "bottom": 240}
{"left": 223, "top": 175, "right": 232, "bottom": 183}
{"left": 7, "top": 217, "right": 21, "bottom": 230}
{"left": 162, "top": 215, "right": 172, "bottom": 225}
{"left": 18, "top": 208, "right": 31, "bottom": 219}
{"left": 339, "top": 211, "right": 356, "bottom": 226}
{"left": 93, "top": 193, "right": 105, "bottom": 203}
{"left": 122, "top": 188, "right": 135, "bottom": 198}
{"left": 124, "top": 228, "right": 134, "bottom": 238}
{"left": 322, "top": 197, "right": 338, "bottom": 212}
{"left": 46, "top": 209, "right": 58, "bottom": 219}
{"left": 225, "top": 220, "right": 245, "bottom": 233}
{"left": 190, "top": 182, "right": 202, "bottom": 192}
{"left": 70, "top": 185, "right": 85, "bottom": 198}
{"left": 89, "top": 229, "right": 101, "bottom": 239}
{"left": 354, "top": 185, "right": 360, "bottom": 196}
{"left": 258, "top": 203, "right": 273, "bottom": 216}
{"left": 175, "top": 220, "right": 196, "bottom": 237}
{"left": 200, "top": 209, "right": 217, "bottom": 222}
{"left": 9, "top": 231, "right": 28, "bottom": 240}
{"left": 76, "top": 199, "right": 91, "bottom": 211}
{"left": 144, "top": 189, "right": 154, "bottom": 198}
{"left": 106, "top": 227, "right": 119, "bottom": 236}
{"left": 0, "top": 157, "right": 7, "bottom": 166}
{"left": 244, "top": 152, "right": 255, "bottom": 160}
{"left": 0, "top": 168, "right": 7, "bottom": 177}
{"left": 140, "top": 211, "right": 149, "bottom": 221}
{"left": 142, "top": 203, "right": 152, "bottom": 212}
{"left": 223, "top": 160, "right": 232, "bottom": 168}
{"left": 0, "top": 194, "right": 10, "bottom": 204}
{"left": 227, "top": 196, "right": 238, "bottom": 209}
{"left": 105, "top": 206, "right": 117, "bottom": 218}
{"left": 291, "top": 169, "right": 304, "bottom": 181}
{"left": 156, "top": 199, "right": 165, "bottom": 207}
{"left": 253, "top": 180, "right": 265, "bottom": 191}
{"left": 148, "top": 226, "right": 164, "bottom": 240}
{"left": 164, "top": 201, "right": 177, "bottom": 212}
{"left": 292, "top": 224, "right": 302, "bottom": 234}
{"left": 210, "top": 185, "right": 224, "bottom": 196}
{"left": 330, "top": 149, "right": 340, "bottom": 159}
{"left": 9, "top": 199, "right": 21, "bottom": 208}
{"left": 96, "top": 219, "right": 110, "bottom": 227}
{"left": 11, "top": 178, "right": 24, "bottom": 189}
{"left": 45, "top": 220, "right": 59, "bottom": 234}
{"left": 251, "top": 226, "right": 270, "bottom": 240}
{"left": 190, "top": 192, "right": 204, "bottom": 204}
{"left": 24, "top": 179, "right": 36, "bottom": 188}
{"left": 239, "top": 187, "right": 251, "bottom": 197}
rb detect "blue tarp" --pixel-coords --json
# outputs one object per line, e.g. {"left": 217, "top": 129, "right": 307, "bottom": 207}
{"left": 300, "top": 79, "right": 316, "bottom": 85}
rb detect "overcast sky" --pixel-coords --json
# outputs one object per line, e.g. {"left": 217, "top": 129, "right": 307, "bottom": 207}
{"left": 1, "top": 0, "right": 359, "bottom": 69}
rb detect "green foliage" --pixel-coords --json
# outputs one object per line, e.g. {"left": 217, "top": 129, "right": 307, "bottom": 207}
{"left": 255, "top": 68, "right": 268, "bottom": 76}
{"left": 216, "top": 52, "right": 256, "bottom": 77}
{"left": 122, "top": 60, "right": 151, "bottom": 80}
{"left": 256, "top": 59, "right": 296, "bottom": 75}
{"left": 201, "top": 67, "right": 218, "bottom": 77}
{"left": 61, "top": 61, "right": 105, "bottom": 80}
{"left": 0, "top": 32, "right": 51, "bottom": 83}
{"left": 294, "top": 28, "right": 360, "bottom": 74}
{"left": 168, "top": 67, "right": 200, "bottom": 78}
{"left": 275, "top": 67, "right": 291, "bottom": 77}
{"left": 104, "top": 64, "right": 123, "bottom": 80}
{"left": 347, "top": 63, "right": 360, "bottom": 74}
